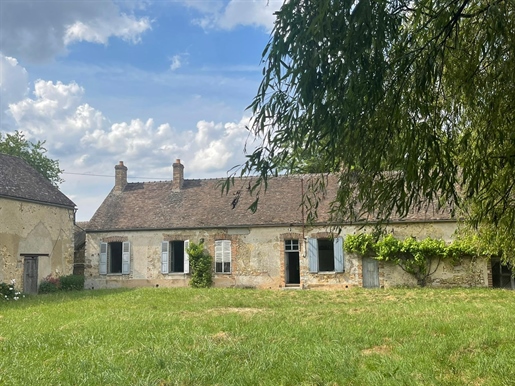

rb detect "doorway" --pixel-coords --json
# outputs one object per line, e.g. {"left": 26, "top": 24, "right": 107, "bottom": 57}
{"left": 491, "top": 258, "right": 515, "bottom": 289}
{"left": 285, "top": 239, "right": 300, "bottom": 285}
{"left": 23, "top": 256, "right": 38, "bottom": 294}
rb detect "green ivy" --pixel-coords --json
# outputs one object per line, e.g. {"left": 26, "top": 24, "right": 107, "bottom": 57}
{"left": 187, "top": 241, "right": 213, "bottom": 288}
{"left": 345, "top": 233, "right": 486, "bottom": 286}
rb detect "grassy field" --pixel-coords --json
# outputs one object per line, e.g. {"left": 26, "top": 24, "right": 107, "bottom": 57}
{"left": 1, "top": 287, "right": 515, "bottom": 386}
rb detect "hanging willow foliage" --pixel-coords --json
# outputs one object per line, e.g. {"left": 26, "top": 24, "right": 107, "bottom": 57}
{"left": 224, "top": 0, "right": 515, "bottom": 265}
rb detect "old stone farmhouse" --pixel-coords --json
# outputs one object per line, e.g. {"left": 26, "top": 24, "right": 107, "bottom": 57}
{"left": 0, "top": 153, "right": 76, "bottom": 293}
{"left": 84, "top": 160, "right": 494, "bottom": 290}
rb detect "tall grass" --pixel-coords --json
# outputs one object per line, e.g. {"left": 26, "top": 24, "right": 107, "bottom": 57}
{"left": 1, "top": 288, "right": 514, "bottom": 385}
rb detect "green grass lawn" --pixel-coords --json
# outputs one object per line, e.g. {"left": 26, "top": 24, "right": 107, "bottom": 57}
{"left": 1, "top": 287, "right": 514, "bottom": 386}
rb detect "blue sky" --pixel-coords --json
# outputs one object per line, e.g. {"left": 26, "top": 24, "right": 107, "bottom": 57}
{"left": 0, "top": 0, "right": 283, "bottom": 220}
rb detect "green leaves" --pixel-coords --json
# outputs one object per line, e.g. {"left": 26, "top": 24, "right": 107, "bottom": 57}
{"left": 345, "top": 232, "right": 485, "bottom": 286}
{"left": 225, "top": 0, "right": 515, "bottom": 266}
{"left": 186, "top": 241, "right": 213, "bottom": 288}
{"left": 0, "top": 131, "right": 63, "bottom": 186}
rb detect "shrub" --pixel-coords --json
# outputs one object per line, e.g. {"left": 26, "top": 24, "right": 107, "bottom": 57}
{"left": 39, "top": 276, "right": 60, "bottom": 294}
{"left": 0, "top": 279, "right": 24, "bottom": 300}
{"left": 187, "top": 241, "right": 213, "bottom": 288}
{"left": 59, "top": 275, "right": 85, "bottom": 291}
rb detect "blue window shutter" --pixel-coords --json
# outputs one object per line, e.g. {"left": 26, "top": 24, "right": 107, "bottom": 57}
{"left": 308, "top": 238, "right": 318, "bottom": 273}
{"left": 161, "top": 241, "right": 169, "bottom": 274}
{"left": 334, "top": 237, "right": 344, "bottom": 272}
{"left": 184, "top": 240, "right": 190, "bottom": 274}
{"left": 122, "top": 241, "right": 131, "bottom": 274}
{"left": 99, "top": 242, "right": 108, "bottom": 275}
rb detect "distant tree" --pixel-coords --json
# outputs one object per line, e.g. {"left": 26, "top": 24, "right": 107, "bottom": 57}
{"left": 0, "top": 131, "right": 63, "bottom": 186}
{"left": 225, "top": 0, "right": 515, "bottom": 264}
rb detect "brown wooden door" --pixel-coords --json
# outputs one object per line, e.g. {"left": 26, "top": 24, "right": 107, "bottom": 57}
{"left": 23, "top": 256, "right": 38, "bottom": 294}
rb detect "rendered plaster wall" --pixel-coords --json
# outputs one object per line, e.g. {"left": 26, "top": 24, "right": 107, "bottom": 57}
{"left": 357, "top": 222, "right": 489, "bottom": 288}
{"left": 85, "top": 227, "right": 285, "bottom": 289}
{"left": 0, "top": 197, "right": 75, "bottom": 288}
{"left": 85, "top": 220, "right": 488, "bottom": 290}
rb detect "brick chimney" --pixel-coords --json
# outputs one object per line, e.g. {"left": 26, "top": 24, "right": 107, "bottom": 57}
{"left": 114, "top": 161, "right": 127, "bottom": 192}
{"left": 172, "top": 159, "right": 184, "bottom": 191}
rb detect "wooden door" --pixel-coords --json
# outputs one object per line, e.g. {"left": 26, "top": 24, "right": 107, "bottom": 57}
{"left": 23, "top": 256, "right": 38, "bottom": 294}
{"left": 362, "top": 257, "right": 379, "bottom": 288}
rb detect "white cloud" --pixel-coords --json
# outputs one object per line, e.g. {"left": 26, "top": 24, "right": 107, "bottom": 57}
{"left": 190, "top": 117, "right": 250, "bottom": 172}
{"left": 0, "top": 1, "right": 151, "bottom": 62}
{"left": 0, "top": 54, "right": 29, "bottom": 129}
{"left": 170, "top": 55, "right": 183, "bottom": 71}
{"left": 189, "top": 0, "right": 283, "bottom": 31}
{"left": 2, "top": 54, "right": 253, "bottom": 220}
{"left": 64, "top": 14, "right": 151, "bottom": 45}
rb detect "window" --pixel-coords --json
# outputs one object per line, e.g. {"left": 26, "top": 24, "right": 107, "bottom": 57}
{"left": 161, "top": 240, "right": 190, "bottom": 274}
{"left": 215, "top": 240, "right": 231, "bottom": 273}
{"left": 99, "top": 241, "right": 130, "bottom": 275}
{"left": 285, "top": 239, "right": 299, "bottom": 251}
{"left": 307, "top": 237, "right": 344, "bottom": 273}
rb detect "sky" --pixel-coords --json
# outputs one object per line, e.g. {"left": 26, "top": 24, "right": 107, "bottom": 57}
{"left": 0, "top": 0, "right": 283, "bottom": 221}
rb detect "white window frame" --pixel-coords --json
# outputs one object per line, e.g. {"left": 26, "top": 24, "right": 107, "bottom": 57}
{"left": 99, "top": 241, "right": 130, "bottom": 275}
{"left": 161, "top": 240, "right": 190, "bottom": 274}
{"left": 215, "top": 240, "right": 231, "bottom": 274}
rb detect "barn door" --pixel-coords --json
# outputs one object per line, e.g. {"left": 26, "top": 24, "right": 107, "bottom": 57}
{"left": 23, "top": 256, "right": 38, "bottom": 294}
{"left": 362, "top": 257, "right": 379, "bottom": 288}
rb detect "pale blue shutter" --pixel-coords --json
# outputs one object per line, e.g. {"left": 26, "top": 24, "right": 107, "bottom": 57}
{"left": 99, "top": 242, "right": 108, "bottom": 275}
{"left": 161, "top": 241, "right": 169, "bottom": 274}
{"left": 184, "top": 240, "right": 190, "bottom": 274}
{"left": 334, "top": 237, "right": 344, "bottom": 272}
{"left": 308, "top": 238, "right": 318, "bottom": 273}
{"left": 122, "top": 241, "right": 131, "bottom": 274}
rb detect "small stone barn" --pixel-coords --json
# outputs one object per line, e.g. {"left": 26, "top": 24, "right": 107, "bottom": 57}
{"left": 0, "top": 153, "right": 76, "bottom": 293}
{"left": 84, "top": 160, "right": 491, "bottom": 290}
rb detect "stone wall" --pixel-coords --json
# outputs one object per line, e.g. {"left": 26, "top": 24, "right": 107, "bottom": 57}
{"left": 0, "top": 197, "right": 75, "bottom": 289}
{"left": 85, "top": 220, "right": 490, "bottom": 290}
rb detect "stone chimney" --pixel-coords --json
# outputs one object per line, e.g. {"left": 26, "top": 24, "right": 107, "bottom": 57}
{"left": 172, "top": 159, "right": 184, "bottom": 191}
{"left": 114, "top": 161, "right": 127, "bottom": 192}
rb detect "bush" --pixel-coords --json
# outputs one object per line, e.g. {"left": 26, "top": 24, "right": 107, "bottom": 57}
{"left": 187, "top": 241, "right": 213, "bottom": 288}
{"left": 59, "top": 275, "right": 85, "bottom": 291}
{"left": 38, "top": 279, "right": 59, "bottom": 294}
{"left": 39, "top": 274, "right": 85, "bottom": 293}
{"left": 0, "top": 279, "right": 23, "bottom": 300}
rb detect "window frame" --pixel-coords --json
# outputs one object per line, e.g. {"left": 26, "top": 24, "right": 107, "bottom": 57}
{"left": 161, "top": 240, "right": 190, "bottom": 274}
{"left": 215, "top": 240, "right": 231, "bottom": 274}
{"left": 307, "top": 237, "right": 344, "bottom": 273}
{"left": 99, "top": 241, "right": 130, "bottom": 275}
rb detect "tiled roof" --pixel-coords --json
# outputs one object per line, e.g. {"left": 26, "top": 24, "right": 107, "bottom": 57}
{"left": 87, "top": 173, "right": 454, "bottom": 231}
{"left": 0, "top": 153, "right": 75, "bottom": 209}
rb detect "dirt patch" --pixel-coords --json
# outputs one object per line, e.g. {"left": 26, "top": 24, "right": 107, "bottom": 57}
{"left": 213, "top": 307, "right": 264, "bottom": 315}
{"left": 361, "top": 344, "right": 392, "bottom": 355}
{"left": 210, "top": 331, "right": 232, "bottom": 342}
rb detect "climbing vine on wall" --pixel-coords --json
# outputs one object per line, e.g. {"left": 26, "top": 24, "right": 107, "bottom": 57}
{"left": 186, "top": 241, "right": 213, "bottom": 288}
{"left": 345, "top": 233, "right": 485, "bottom": 286}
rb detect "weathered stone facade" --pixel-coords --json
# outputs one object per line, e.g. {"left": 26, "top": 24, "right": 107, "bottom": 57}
{"left": 85, "top": 221, "right": 489, "bottom": 290}
{"left": 85, "top": 160, "right": 489, "bottom": 290}
{"left": 0, "top": 197, "right": 75, "bottom": 289}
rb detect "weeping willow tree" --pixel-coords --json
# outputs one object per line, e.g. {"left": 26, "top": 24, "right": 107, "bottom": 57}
{"left": 226, "top": 0, "right": 515, "bottom": 264}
